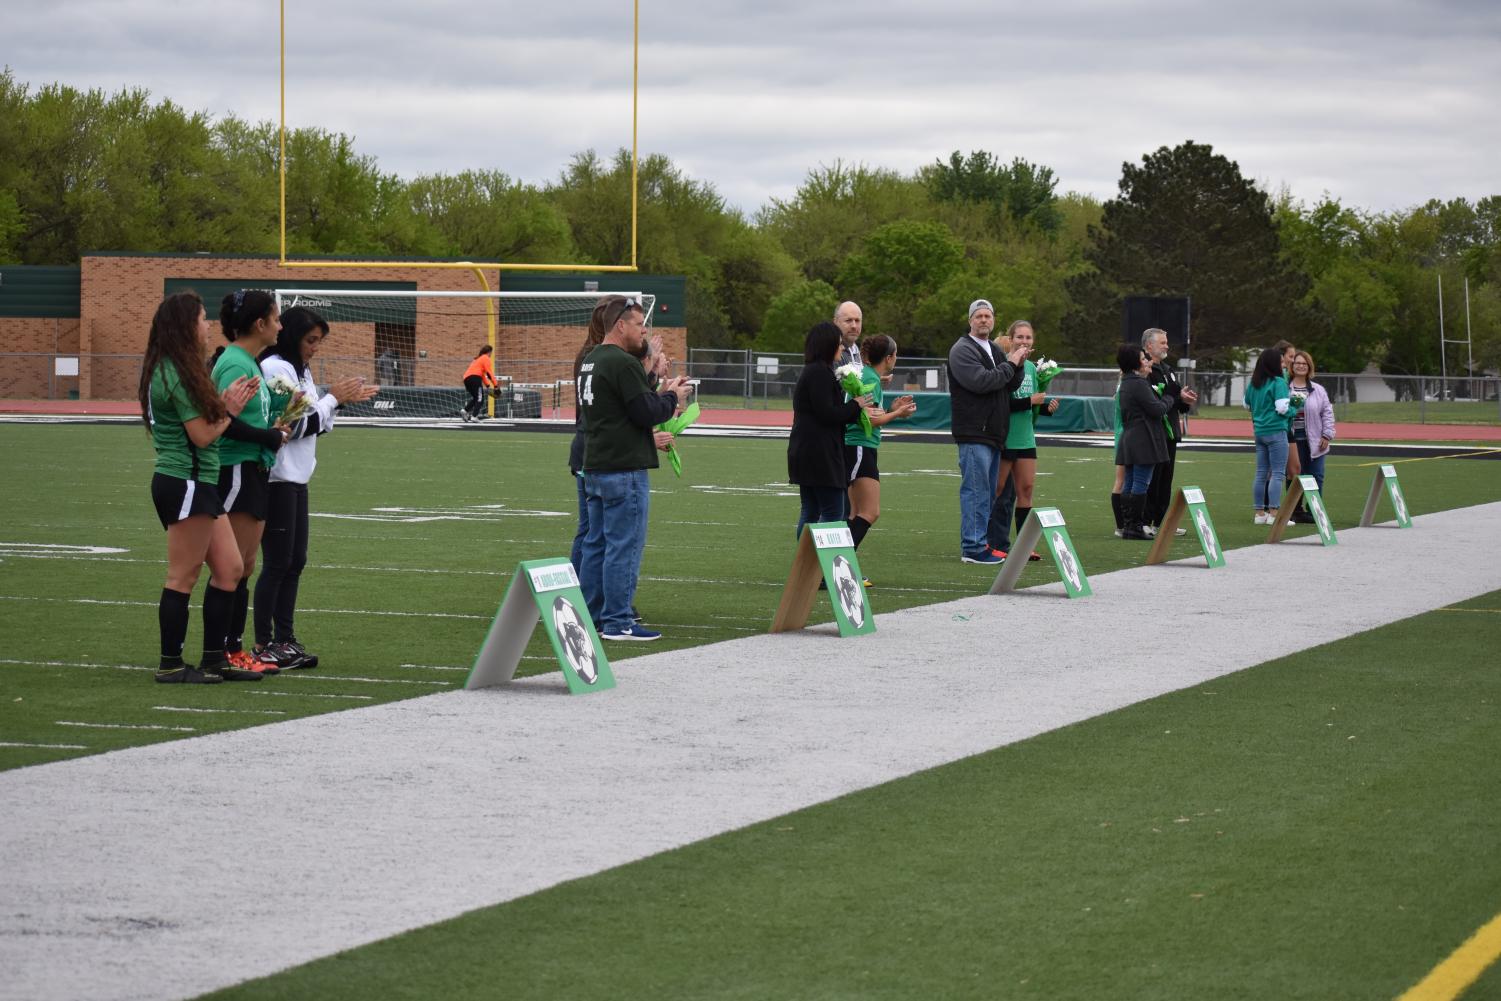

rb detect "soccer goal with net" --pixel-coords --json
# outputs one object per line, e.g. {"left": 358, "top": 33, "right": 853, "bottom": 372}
{"left": 271, "top": 289, "right": 656, "bottom": 421}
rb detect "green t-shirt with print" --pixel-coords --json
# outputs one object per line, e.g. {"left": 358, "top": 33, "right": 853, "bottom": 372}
{"left": 1245, "top": 375, "right": 1298, "bottom": 437}
{"left": 580, "top": 344, "right": 659, "bottom": 472}
{"left": 843, "top": 364, "right": 883, "bottom": 449}
{"left": 212, "top": 344, "right": 275, "bottom": 468}
{"left": 149, "top": 359, "right": 220, "bottom": 483}
{"left": 1005, "top": 359, "right": 1038, "bottom": 450}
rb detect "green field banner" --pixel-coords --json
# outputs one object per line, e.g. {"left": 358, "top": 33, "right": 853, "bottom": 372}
{"left": 465, "top": 558, "right": 615, "bottom": 694}
{"left": 1360, "top": 464, "right": 1413, "bottom": 528}
{"left": 1269, "top": 476, "right": 1338, "bottom": 546}
{"left": 991, "top": 507, "right": 1092, "bottom": 598}
{"left": 1147, "top": 486, "right": 1225, "bottom": 568}
{"left": 771, "top": 522, "right": 875, "bottom": 637}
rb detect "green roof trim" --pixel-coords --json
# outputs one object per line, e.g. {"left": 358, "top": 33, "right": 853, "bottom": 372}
{"left": 0, "top": 266, "right": 82, "bottom": 318}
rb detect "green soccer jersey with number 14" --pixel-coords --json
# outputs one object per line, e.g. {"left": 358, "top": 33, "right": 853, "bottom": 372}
{"left": 212, "top": 344, "right": 275, "bottom": 468}
{"left": 149, "top": 359, "right": 220, "bottom": 483}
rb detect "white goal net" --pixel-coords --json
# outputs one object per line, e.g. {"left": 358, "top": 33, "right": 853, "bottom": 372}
{"left": 271, "top": 289, "right": 656, "bottom": 421}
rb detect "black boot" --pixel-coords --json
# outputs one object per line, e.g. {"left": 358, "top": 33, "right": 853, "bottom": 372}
{"left": 1121, "top": 493, "right": 1152, "bottom": 540}
{"left": 1110, "top": 493, "right": 1124, "bottom": 536}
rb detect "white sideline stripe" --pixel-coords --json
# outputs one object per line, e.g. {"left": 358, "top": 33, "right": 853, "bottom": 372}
{"left": 0, "top": 742, "right": 88, "bottom": 750}
{"left": 282, "top": 675, "right": 453, "bottom": 687}
{"left": 55, "top": 721, "right": 196, "bottom": 733}
{"left": 5, "top": 503, "right": 1500, "bottom": 1001}
{"left": 0, "top": 658, "right": 151, "bottom": 673}
{"left": 153, "top": 706, "right": 288, "bottom": 716}
{"left": 247, "top": 690, "right": 374, "bottom": 701}
{"left": 0, "top": 596, "right": 489, "bottom": 620}
{"left": 400, "top": 664, "right": 470, "bottom": 672}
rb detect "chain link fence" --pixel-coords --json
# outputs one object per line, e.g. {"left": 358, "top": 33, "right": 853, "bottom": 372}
{"left": 6, "top": 350, "right": 1500, "bottom": 425}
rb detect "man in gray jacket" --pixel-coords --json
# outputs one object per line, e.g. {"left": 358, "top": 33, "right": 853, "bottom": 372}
{"left": 947, "top": 299, "right": 1028, "bottom": 564}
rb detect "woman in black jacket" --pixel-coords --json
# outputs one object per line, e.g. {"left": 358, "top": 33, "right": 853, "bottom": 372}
{"left": 1114, "top": 343, "right": 1172, "bottom": 540}
{"left": 789, "top": 321, "right": 869, "bottom": 542}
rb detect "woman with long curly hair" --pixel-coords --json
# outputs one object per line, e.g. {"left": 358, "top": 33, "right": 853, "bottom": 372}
{"left": 139, "top": 291, "right": 259, "bottom": 683}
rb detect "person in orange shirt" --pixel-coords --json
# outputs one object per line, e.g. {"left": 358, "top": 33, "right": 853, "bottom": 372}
{"left": 461, "top": 344, "right": 498, "bottom": 422}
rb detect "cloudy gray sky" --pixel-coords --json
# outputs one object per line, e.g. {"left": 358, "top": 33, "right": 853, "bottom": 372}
{"left": 8, "top": 0, "right": 1499, "bottom": 215}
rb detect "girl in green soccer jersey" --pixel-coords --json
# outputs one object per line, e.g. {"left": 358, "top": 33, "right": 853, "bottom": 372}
{"left": 139, "top": 292, "right": 259, "bottom": 683}
{"left": 995, "top": 321, "right": 1059, "bottom": 559}
{"left": 843, "top": 335, "right": 915, "bottom": 570}
{"left": 211, "top": 290, "right": 288, "bottom": 675}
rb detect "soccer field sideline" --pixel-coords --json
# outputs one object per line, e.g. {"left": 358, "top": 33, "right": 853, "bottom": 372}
{"left": 4, "top": 502, "right": 1500, "bottom": 1001}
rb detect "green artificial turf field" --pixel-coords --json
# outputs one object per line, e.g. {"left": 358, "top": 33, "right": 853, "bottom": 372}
{"left": 2, "top": 423, "right": 1500, "bottom": 771}
{"left": 200, "top": 588, "right": 1501, "bottom": 1001}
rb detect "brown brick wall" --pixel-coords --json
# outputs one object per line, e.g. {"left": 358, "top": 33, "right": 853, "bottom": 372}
{"left": 0, "top": 256, "right": 687, "bottom": 400}
{"left": 0, "top": 318, "right": 83, "bottom": 399}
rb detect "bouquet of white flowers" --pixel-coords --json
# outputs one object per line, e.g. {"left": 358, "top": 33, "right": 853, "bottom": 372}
{"left": 834, "top": 363, "right": 875, "bottom": 437}
{"left": 1032, "top": 357, "right": 1063, "bottom": 419}
{"left": 265, "top": 373, "right": 312, "bottom": 426}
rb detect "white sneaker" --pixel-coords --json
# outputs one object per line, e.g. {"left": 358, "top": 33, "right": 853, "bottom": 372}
{"left": 1113, "top": 528, "right": 1124, "bottom": 538}
{"left": 1253, "top": 511, "right": 1270, "bottom": 525}
{"left": 1174, "top": 527, "right": 1188, "bottom": 536}
{"left": 1143, "top": 525, "right": 1157, "bottom": 537}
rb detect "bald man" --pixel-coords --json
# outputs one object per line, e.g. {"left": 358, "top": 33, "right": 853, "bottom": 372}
{"left": 834, "top": 301, "right": 863, "bottom": 369}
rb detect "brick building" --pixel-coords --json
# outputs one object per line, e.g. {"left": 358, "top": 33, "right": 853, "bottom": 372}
{"left": 0, "top": 253, "right": 686, "bottom": 400}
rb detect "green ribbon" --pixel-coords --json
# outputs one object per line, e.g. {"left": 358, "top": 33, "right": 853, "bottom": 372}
{"left": 656, "top": 401, "right": 701, "bottom": 478}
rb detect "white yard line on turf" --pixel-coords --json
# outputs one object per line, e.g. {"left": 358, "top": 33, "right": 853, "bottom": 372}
{"left": 245, "top": 690, "right": 374, "bottom": 701}
{"left": 0, "top": 742, "right": 88, "bottom": 750}
{"left": 2, "top": 503, "right": 1500, "bottom": 1001}
{"left": 54, "top": 722, "right": 195, "bottom": 732}
{"left": 153, "top": 706, "right": 289, "bottom": 716}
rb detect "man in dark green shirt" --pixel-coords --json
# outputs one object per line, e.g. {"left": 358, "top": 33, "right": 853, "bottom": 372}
{"left": 578, "top": 296, "right": 689, "bottom": 641}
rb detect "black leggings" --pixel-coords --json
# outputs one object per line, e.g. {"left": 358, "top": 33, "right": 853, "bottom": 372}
{"left": 254, "top": 481, "right": 309, "bottom": 646}
{"left": 464, "top": 376, "right": 486, "bottom": 416}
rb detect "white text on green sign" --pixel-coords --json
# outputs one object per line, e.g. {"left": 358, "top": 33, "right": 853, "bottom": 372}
{"left": 1036, "top": 509, "right": 1065, "bottom": 528}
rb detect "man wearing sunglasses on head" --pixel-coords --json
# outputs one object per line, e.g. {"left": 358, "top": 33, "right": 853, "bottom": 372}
{"left": 577, "top": 296, "right": 689, "bottom": 641}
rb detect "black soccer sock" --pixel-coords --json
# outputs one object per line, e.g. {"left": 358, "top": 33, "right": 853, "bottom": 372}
{"left": 159, "top": 588, "right": 191, "bottom": 664}
{"left": 202, "top": 584, "right": 235, "bottom": 662}
{"left": 1014, "top": 505, "right": 1032, "bottom": 537}
{"left": 847, "top": 516, "right": 872, "bottom": 549}
{"left": 226, "top": 578, "right": 250, "bottom": 654}
{"left": 1110, "top": 493, "right": 1124, "bottom": 530}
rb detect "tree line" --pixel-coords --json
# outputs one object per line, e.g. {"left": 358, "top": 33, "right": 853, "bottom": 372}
{"left": 2, "top": 71, "right": 1497, "bottom": 374}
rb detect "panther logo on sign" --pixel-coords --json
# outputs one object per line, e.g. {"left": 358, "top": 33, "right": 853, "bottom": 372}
{"left": 551, "top": 596, "right": 597, "bottom": 684}
{"left": 1195, "top": 508, "right": 1219, "bottom": 562}
{"left": 1311, "top": 495, "right": 1332, "bottom": 540}
{"left": 1051, "top": 531, "right": 1082, "bottom": 592}
{"left": 829, "top": 555, "right": 865, "bottom": 628}
{"left": 1392, "top": 486, "right": 1408, "bottom": 524}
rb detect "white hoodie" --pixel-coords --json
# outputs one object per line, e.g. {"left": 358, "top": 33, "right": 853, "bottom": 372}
{"left": 262, "top": 354, "right": 340, "bottom": 485}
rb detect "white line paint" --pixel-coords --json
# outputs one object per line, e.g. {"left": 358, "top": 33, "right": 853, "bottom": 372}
{"left": 246, "top": 690, "right": 374, "bottom": 701}
{"left": 54, "top": 722, "right": 196, "bottom": 733}
{"left": 0, "top": 742, "right": 88, "bottom": 750}
{"left": 282, "top": 675, "right": 453, "bottom": 687}
{"left": 152, "top": 706, "right": 289, "bottom": 716}
{"left": 0, "top": 658, "right": 152, "bottom": 673}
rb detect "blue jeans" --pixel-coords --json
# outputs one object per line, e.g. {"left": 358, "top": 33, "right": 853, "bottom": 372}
{"left": 957, "top": 443, "right": 1001, "bottom": 556}
{"left": 1124, "top": 463, "right": 1154, "bottom": 495}
{"left": 796, "top": 485, "right": 846, "bottom": 542}
{"left": 579, "top": 469, "right": 649, "bottom": 633}
{"left": 1253, "top": 434, "right": 1289, "bottom": 509}
{"left": 1294, "top": 437, "right": 1327, "bottom": 494}
{"left": 569, "top": 474, "right": 587, "bottom": 573}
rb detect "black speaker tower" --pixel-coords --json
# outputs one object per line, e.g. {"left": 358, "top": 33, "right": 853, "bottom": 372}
{"left": 1122, "top": 296, "right": 1191, "bottom": 355}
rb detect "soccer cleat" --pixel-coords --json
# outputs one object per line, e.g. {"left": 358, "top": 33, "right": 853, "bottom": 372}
{"left": 255, "top": 642, "right": 310, "bottom": 671}
{"left": 602, "top": 625, "right": 661, "bottom": 641}
{"left": 202, "top": 656, "right": 263, "bottom": 682}
{"left": 1027, "top": 551, "right": 1043, "bottom": 562}
{"left": 154, "top": 664, "right": 223, "bottom": 685}
{"left": 862, "top": 577, "right": 872, "bottom": 588}
{"left": 228, "top": 649, "right": 277, "bottom": 675}
{"left": 962, "top": 551, "right": 1003, "bottom": 565}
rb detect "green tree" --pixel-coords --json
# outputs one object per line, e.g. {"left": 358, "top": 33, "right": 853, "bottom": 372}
{"left": 756, "top": 279, "right": 840, "bottom": 354}
{"left": 1062, "top": 141, "right": 1310, "bottom": 365}
{"left": 405, "top": 169, "right": 573, "bottom": 261}
{"left": 836, "top": 221, "right": 965, "bottom": 355}
{"left": 757, "top": 162, "right": 929, "bottom": 284}
{"left": 924, "top": 151, "right": 1061, "bottom": 234}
